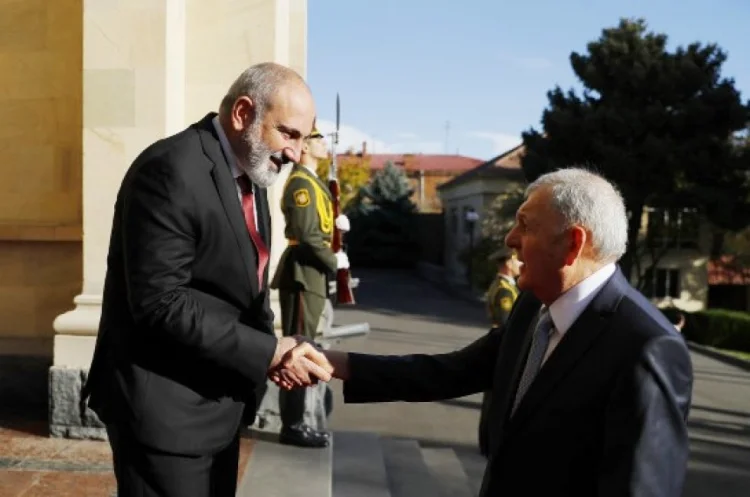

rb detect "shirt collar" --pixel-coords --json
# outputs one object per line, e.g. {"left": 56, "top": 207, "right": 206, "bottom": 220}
{"left": 212, "top": 116, "right": 243, "bottom": 180}
{"left": 547, "top": 263, "right": 616, "bottom": 336}
{"left": 498, "top": 273, "right": 516, "bottom": 286}
{"left": 300, "top": 162, "right": 318, "bottom": 177}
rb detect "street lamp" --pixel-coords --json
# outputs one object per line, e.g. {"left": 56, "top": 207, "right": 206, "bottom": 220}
{"left": 465, "top": 208, "right": 480, "bottom": 287}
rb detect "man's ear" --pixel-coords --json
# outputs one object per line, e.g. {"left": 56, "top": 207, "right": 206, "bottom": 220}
{"left": 230, "top": 96, "right": 256, "bottom": 132}
{"left": 564, "top": 226, "right": 587, "bottom": 266}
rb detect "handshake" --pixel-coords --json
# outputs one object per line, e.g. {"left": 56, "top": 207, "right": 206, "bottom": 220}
{"left": 267, "top": 336, "right": 348, "bottom": 390}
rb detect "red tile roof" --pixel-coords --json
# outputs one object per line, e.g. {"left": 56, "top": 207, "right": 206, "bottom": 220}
{"left": 708, "top": 256, "right": 750, "bottom": 285}
{"left": 336, "top": 153, "right": 483, "bottom": 172}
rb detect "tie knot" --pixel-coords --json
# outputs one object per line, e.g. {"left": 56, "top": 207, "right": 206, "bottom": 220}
{"left": 536, "top": 308, "right": 555, "bottom": 337}
{"left": 237, "top": 175, "right": 253, "bottom": 195}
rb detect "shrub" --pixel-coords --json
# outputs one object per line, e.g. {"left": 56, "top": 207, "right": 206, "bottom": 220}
{"left": 683, "top": 308, "right": 750, "bottom": 352}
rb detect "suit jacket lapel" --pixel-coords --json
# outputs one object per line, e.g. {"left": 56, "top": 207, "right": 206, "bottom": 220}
{"left": 508, "top": 269, "right": 628, "bottom": 427}
{"left": 196, "top": 114, "right": 258, "bottom": 294}
{"left": 488, "top": 292, "right": 542, "bottom": 453}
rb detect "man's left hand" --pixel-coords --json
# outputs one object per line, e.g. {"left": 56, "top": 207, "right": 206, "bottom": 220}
{"left": 269, "top": 339, "right": 333, "bottom": 390}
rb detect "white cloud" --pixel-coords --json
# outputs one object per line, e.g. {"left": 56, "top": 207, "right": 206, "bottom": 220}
{"left": 468, "top": 131, "right": 522, "bottom": 155}
{"left": 317, "top": 119, "right": 443, "bottom": 154}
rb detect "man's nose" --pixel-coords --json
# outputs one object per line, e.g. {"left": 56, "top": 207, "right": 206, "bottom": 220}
{"left": 283, "top": 143, "right": 302, "bottom": 164}
{"left": 505, "top": 229, "right": 516, "bottom": 249}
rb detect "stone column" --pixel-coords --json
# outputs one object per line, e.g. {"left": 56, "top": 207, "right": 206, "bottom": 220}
{"left": 50, "top": 0, "right": 307, "bottom": 439}
{"left": 183, "top": 0, "right": 307, "bottom": 332}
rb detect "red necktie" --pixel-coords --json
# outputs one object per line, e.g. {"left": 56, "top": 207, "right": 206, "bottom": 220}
{"left": 236, "top": 175, "right": 269, "bottom": 288}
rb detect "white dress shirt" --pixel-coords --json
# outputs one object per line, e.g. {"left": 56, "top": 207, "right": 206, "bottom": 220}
{"left": 542, "top": 263, "right": 616, "bottom": 364}
{"left": 212, "top": 116, "right": 257, "bottom": 226}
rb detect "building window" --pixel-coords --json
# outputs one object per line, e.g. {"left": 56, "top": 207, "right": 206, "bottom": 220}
{"left": 645, "top": 207, "right": 700, "bottom": 249}
{"left": 643, "top": 268, "right": 680, "bottom": 299}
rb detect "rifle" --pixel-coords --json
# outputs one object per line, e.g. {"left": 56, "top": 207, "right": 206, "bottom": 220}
{"left": 329, "top": 93, "right": 355, "bottom": 305}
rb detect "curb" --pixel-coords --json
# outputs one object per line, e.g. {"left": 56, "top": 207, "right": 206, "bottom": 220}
{"left": 686, "top": 341, "right": 750, "bottom": 372}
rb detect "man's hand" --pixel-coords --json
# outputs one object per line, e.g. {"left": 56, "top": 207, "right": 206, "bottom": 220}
{"left": 335, "top": 251, "right": 350, "bottom": 269}
{"left": 335, "top": 214, "right": 350, "bottom": 232}
{"left": 269, "top": 336, "right": 303, "bottom": 370}
{"left": 270, "top": 344, "right": 350, "bottom": 390}
{"left": 269, "top": 338, "right": 333, "bottom": 390}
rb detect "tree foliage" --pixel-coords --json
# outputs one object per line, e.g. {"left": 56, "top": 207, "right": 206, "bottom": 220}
{"left": 458, "top": 186, "right": 526, "bottom": 290}
{"left": 521, "top": 18, "right": 750, "bottom": 281}
{"left": 344, "top": 162, "right": 419, "bottom": 267}
{"left": 316, "top": 155, "right": 371, "bottom": 211}
{"left": 480, "top": 186, "right": 527, "bottom": 244}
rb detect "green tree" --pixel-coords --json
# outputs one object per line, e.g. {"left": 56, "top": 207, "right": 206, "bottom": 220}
{"left": 457, "top": 186, "right": 526, "bottom": 289}
{"left": 521, "top": 18, "right": 750, "bottom": 282}
{"left": 345, "top": 161, "right": 419, "bottom": 267}
{"left": 480, "top": 186, "right": 526, "bottom": 245}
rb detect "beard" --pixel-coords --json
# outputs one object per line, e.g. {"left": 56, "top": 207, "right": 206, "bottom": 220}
{"left": 240, "top": 123, "right": 283, "bottom": 188}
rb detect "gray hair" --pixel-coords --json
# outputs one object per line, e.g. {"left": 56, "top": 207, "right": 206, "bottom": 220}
{"left": 218, "top": 62, "right": 305, "bottom": 120}
{"left": 526, "top": 167, "right": 628, "bottom": 262}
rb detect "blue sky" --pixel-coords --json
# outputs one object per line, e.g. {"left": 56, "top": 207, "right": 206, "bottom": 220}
{"left": 307, "top": 0, "right": 750, "bottom": 160}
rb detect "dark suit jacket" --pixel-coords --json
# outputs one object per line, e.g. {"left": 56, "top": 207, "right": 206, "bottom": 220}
{"left": 85, "top": 113, "right": 278, "bottom": 456}
{"left": 344, "top": 268, "right": 693, "bottom": 496}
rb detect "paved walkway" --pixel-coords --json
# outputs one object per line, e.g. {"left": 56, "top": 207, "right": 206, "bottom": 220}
{"left": 329, "top": 269, "right": 750, "bottom": 496}
{"left": 0, "top": 358, "right": 254, "bottom": 497}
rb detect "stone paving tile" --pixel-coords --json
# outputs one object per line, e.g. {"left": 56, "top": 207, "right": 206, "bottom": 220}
{"left": 0, "top": 423, "right": 69, "bottom": 465}
{"left": 0, "top": 420, "right": 255, "bottom": 497}
{"left": 0, "top": 471, "right": 38, "bottom": 496}
{"left": 13, "top": 472, "right": 116, "bottom": 497}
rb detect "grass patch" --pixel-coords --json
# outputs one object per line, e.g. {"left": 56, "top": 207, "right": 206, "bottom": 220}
{"left": 718, "top": 348, "right": 750, "bottom": 362}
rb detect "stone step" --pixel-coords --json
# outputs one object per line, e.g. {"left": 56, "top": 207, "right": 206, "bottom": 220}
{"left": 381, "top": 438, "right": 445, "bottom": 497}
{"left": 237, "top": 437, "right": 332, "bottom": 497}
{"left": 452, "top": 447, "right": 488, "bottom": 496}
{"left": 420, "top": 447, "right": 476, "bottom": 497}
{"left": 332, "top": 431, "right": 390, "bottom": 497}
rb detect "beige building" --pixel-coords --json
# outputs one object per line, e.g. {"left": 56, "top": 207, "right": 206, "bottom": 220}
{"left": 437, "top": 145, "right": 525, "bottom": 285}
{"left": 438, "top": 145, "right": 710, "bottom": 311}
{"left": 0, "top": 0, "right": 308, "bottom": 438}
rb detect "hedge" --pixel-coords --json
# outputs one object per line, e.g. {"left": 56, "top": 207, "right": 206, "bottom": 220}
{"left": 680, "top": 308, "right": 750, "bottom": 353}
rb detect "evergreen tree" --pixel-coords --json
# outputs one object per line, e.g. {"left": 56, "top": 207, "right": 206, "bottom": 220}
{"left": 345, "top": 162, "right": 419, "bottom": 267}
{"left": 521, "top": 18, "right": 750, "bottom": 280}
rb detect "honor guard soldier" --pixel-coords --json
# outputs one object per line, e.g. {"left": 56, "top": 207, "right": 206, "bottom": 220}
{"left": 486, "top": 247, "right": 520, "bottom": 327}
{"left": 270, "top": 125, "right": 350, "bottom": 448}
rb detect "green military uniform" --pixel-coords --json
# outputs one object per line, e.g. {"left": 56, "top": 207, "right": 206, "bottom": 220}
{"left": 270, "top": 161, "right": 337, "bottom": 430}
{"left": 479, "top": 248, "right": 519, "bottom": 457}
{"left": 486, "top": 273, "right": 519, "bottom": 327}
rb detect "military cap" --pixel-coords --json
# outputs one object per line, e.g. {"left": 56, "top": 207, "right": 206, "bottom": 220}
{"left": 488, "top": 246, "right": 514, "bottom": 262}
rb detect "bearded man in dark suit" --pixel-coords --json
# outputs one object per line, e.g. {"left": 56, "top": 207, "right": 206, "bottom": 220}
{"left": 84, "top": 62, "right": 332, "bottom": 497}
